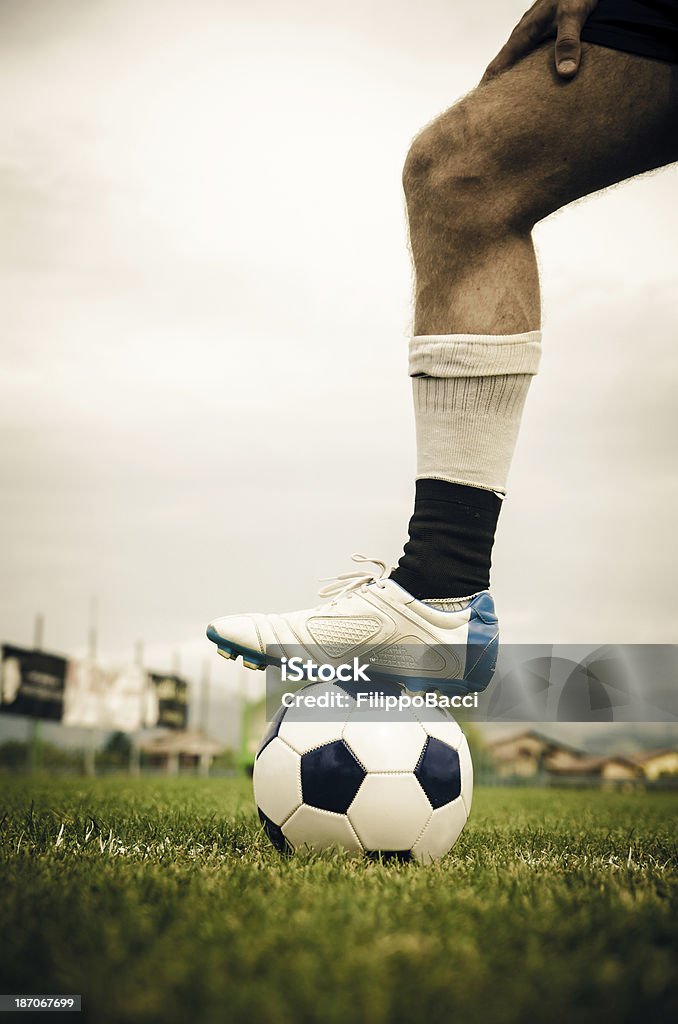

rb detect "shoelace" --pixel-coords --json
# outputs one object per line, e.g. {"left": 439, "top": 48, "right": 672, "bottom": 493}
{"left": 318, "top": 553, "right": 394, "bottom": 605}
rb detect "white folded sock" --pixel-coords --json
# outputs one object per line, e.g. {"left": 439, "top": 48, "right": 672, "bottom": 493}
{"left": 409, "top": 331, "right": 541, "bottom": 493}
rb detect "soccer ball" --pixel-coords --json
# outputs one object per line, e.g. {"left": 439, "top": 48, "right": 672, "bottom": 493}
{"left": 253, "top": 681, "right": 472, "bottom": 863}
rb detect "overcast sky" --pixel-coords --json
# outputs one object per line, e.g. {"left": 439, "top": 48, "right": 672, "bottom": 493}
{"left": 1, "top": 0, "right": 677, "bottom": 742}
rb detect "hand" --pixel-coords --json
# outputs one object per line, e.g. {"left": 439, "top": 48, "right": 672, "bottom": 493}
{"left": 482, "top": 0, "right": 600, "bottom": 82}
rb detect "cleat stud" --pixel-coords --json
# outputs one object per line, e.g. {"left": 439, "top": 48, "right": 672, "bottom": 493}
{"left": 217, "top": 648, "right": 236, "bottom": 661}
{"left": 243, "top": 659, "right": 265, "bottom": 671}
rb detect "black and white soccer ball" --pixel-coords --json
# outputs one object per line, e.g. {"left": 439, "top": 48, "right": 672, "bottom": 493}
{"left": 253, "top": 681, "right": 472, "bottom": 863}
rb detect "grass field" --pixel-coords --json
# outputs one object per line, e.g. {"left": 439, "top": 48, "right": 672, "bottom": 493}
{"left": 1, "top": 778, "right": 676, "bottom": 1024}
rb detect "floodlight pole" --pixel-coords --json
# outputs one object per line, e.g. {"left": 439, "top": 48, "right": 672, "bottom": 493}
{"left": 130, "top": 640, "right": 144, "bottom": 777}
{"left": 199, "top": 660, "right": 211, "bottom": 778}
{"left": 200, "top": 660, "right": 210, "bottom": 733}
{"left": 27, "top": 614, "right": 44, "bottom": 774}
{"left": 83, "top": 597, "right": 98, "bottom": 778}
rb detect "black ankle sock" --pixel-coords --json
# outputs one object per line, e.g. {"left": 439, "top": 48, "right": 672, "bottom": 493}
{"left": 390, "top": 478, "right": 502, "bottom": 600}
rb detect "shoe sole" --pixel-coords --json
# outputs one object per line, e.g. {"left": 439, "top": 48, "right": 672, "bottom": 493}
{"left": 205, "top": 625, "right": 491, "bottom": 695}
{"left": 206, "top": 625, "right": 273, "bottom": 671}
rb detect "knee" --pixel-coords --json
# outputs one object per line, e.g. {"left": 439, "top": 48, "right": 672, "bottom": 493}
{"left": 402, "top": 103, "right": 521, "bottom": 234}
{"left": 402, "top": 125, "right": 440, "bottom": 192}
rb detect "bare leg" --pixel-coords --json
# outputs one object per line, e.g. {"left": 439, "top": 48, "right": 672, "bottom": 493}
{"left": 390, "top": 43, "right": 678, "bottom": 605}
{"left": 403, "top": 43, "right": 678, "bottom": 335}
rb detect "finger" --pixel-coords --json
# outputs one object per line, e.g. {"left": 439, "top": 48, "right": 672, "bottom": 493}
{"left": 554, "top": 12, "right": 585, "bottom": 77}
{"left": 482, "top": 13, "right": 552, "bottom": 82}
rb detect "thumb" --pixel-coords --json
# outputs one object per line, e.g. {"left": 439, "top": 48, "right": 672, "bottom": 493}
{"left": 554, "top": 14, "right": 584, "bottom": 77}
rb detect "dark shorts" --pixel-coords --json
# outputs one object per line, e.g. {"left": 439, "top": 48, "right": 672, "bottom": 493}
{"left": 581, "top": 0, "right": 678, "bottom": 62}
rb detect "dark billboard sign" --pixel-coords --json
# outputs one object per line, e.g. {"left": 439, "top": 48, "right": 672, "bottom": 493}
{"left": 1, "top": 644, "right": 67, "bottom": 721}
{"left": 149, "top": 672, "right": 188, "bottom": 730}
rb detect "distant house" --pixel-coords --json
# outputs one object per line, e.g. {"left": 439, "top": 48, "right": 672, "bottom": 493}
{"left": 628, "top": 749, "right": 678, "bottom": 780}
{"left": 138, "top": 729, "right": 225, "bottom": 775}
{"left": 486, "top": 730, "right": 584, "bottom": 778}
{"left": 486, "top": 731, "right": 676, "bottom": 786}
{"left": 547, "top": 754, "right": 642, "bottom": 783}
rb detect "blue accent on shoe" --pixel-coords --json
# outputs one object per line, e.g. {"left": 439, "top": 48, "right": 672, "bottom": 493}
{"left": 463, "top": 591, "right": 499, "bottom": 692}
{"left": 399, "top": 591, "right": 499, "bottom": 695}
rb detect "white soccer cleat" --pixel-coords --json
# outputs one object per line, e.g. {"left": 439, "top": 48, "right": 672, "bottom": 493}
{"left": 206, "top": 554, "right": 499, "bottom": 693}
